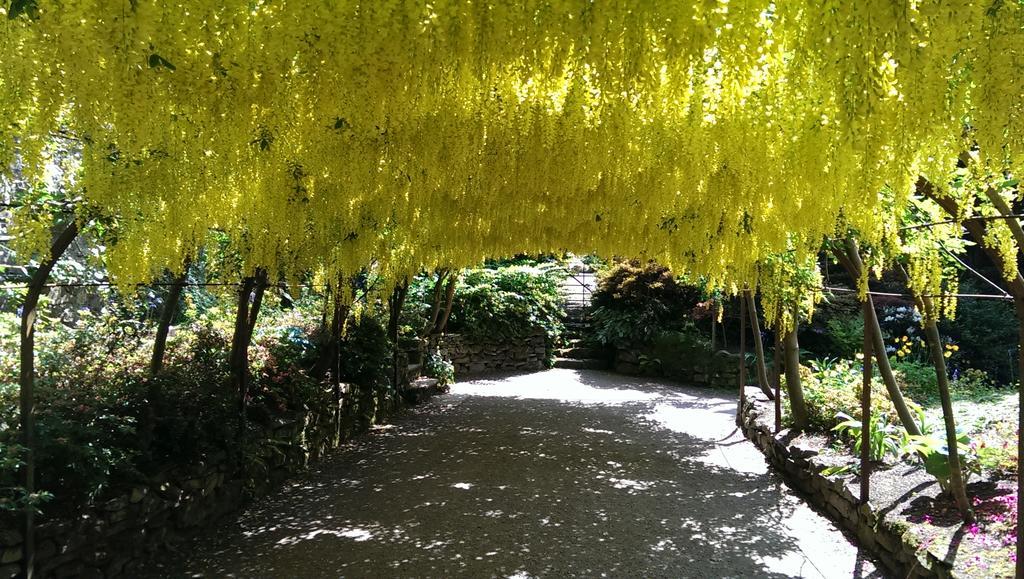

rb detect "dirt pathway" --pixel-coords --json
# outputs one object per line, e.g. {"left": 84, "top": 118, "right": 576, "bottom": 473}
{"left": 149, "top": 369, "right": 881, "bottom": 578}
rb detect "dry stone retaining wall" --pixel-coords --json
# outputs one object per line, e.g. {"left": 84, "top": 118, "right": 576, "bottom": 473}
{"left": 613, "top": 347, "right": 741, "bottom": 389}
{"left": 438, "top": 330, "right": 548, "bottom": 377}
{"left": 740, "top": 389, "right": 952, "bottom": 578}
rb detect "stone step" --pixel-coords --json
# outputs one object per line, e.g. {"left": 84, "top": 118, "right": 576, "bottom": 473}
{"left": 410, "top": 377, "right": 439, "bottom": 390}
{"left": 552, "top": 357, "right": 608, "bottom": 370}
{"left": 557, "top": 346, "right": 602, "bottom": 359}
{"left": 402, "top": 377, "right": 441, "bottom": 405}
{"left": 406, "top": 363, "right": 423, "bottom": 379}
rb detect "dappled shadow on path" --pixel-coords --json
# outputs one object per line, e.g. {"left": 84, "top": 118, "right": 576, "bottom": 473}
{"left": 147, "top": 369, "right": 879, "bottom": 578}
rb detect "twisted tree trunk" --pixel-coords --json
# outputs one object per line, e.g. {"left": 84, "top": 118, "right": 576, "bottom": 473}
{"left": 231, "top": 268, "right": 267, "bottom": 459}
{"left": 20, "top": 220, "right": 79, "bottom": 579}
{"left": 744, "top": 291, "right": 775, "bottom": 400}
{"left": 433, "top": 274, "right": 457, "bottom": 335}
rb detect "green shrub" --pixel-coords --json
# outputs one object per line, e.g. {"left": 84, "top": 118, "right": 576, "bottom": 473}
{"left": 893, "top": 361, "right": 1002, "bottom": 407}
{"left": 339, "top": 312, "right": 392, "bottom": 388}
{"left": 645, "top": 328, "right": 713, "bottom": 377}
{"left": 590, "top": 260, "right": 702, "bottom": 346}
{"left": 939, "top": 279, "right": 1019, "bottom": 384}
{"left": 0, "top": 294, "right": 399, "bottom": 517}
{"left": 792, "top": 358, "right": 901, "bottom": 432}
{"left": 834, "top": 411, "right": 910, "bottom": 462}
{"left": 824, "top": 316, "right": 864, "bottom": 359}
{"left": 425, "top": 349, "right": 455, "bottom": 387}
{"left": 891, "top": 360, "right": 938, "bottom": 405}
{"left": 446, "top": 263, "right": 564, "bottom": 341}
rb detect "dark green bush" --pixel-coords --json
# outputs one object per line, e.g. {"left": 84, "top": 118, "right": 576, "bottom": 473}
{"left": 339, "top": 313, "right": 392, "bottom": 388}
{"left": 445, "top": 264, "right": 564, "bottom": 341}
{"left": 938, "top": 279, "right": 1018, "bottom": 384}
{"left": 590, "top": 260, "right": 702, "bottom": 346}
{"left": 0, "top": 294, "right": 397, "bottom": 518}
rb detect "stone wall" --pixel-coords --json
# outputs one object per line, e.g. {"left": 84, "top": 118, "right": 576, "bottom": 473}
{"left": 614, "top": 347, "right": 741, "bottom": 389}
{"left": 740, "top": 389, "right": 952, "bottom": 578}
{"left": 0, "top": 384, "right": 402, "bottom": 579}
{"left": 438, "top": 330, "right": 548, "bottom": 377}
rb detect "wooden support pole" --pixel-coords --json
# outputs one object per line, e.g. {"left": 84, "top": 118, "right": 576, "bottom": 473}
{"left": 773, "top": 327, "right": 782, "bottom": 433}
{"left": 738, "top": 293, "right": 747, "bottom": 426}
{"left": 861, "top": 299, "right": 873, "bottom": 505}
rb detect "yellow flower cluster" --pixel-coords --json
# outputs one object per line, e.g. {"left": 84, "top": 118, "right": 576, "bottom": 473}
{"left": 893, "top": 335, "right": 922, "bottom": 359}
{"left": 1, "top": 1, "right": 1022, "bottom": 296}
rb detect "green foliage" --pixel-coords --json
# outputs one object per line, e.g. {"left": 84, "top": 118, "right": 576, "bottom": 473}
{"left": 644, "top": 328, "right": 713, "bottom": 377}
{"left": 0, "top": 290, "right": 399, "bottom": 516}
{"left": 939, "top": 279, "right": 1019, "bottom": 384}
{"left": 893, "top": 360, "right": 1003, "bottom": 407}
{"left": 590, "top": 260, "right": 702, "bottom": 346}
{"left": 907, "top": 433, "right": 980, "bottom": 493}
{"left": 339, "top": 313, "right": 392, "bottom": 388}
{"left": 891, "top": 360, "right": 938, "bottom": 404}
{"left": 446, "top": 263, "right": 564, "bottom": 341}
{"left": 833, "top": 411, "right": 910, "bottom": 462}
{"left": 424, "top": 349, "right": 455, "bottom": 387}
{"left": 823, "top": 316, "right": 864, "bottom": 359}
{"left": 0, "top": 441, "right": 51, "bottom": 513}
{"left": 794, "top": 358, "right": 898, "bottom": 432}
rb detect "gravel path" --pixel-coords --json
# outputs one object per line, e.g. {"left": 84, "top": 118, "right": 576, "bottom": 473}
{"left": 149, "top": 369, "right": 881, "bottom": 578}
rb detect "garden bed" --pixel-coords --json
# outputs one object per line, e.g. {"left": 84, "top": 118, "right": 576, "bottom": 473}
{"left": 741, "top": 388, "right": 1017, "bottom": 578}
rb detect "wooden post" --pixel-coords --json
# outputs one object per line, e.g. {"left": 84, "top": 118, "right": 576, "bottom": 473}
{"left": 861, "top": 299, "right": 873, "bottom": 504}
{"left": 738, "top": 292, "right": 747, "bottom": 426}
{"left": 773, "top": 326, "right": 782, "bottom": 433}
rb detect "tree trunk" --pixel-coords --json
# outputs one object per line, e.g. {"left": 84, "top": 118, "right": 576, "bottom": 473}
{"left": 328, "top": 291, "right": 348, "bottom": 446}
{"left": 20, "top": 220, "right": 79, "bottom": 579}
{"left": 424, "top": 269, "right": 448, "bottom": 337}
{"left": 231, "top": 269, "right": 266, "bottom": 458}
{"left": 230, "top": 276, "right": 255, "bottom": 457}
{"left": 140, "top": 262, "right": 190, "bottom": 453}
{"left": 150, "top": 263, "right": 189, "bottom": 376}
{"left": 896, "top": 263, "right": 973, "bottom": 520}
{"left": 710, "top": 311, "right": 717, "bottom": 350}
{"left": 433, "top": 275, "right": 457, "bottom": 335}
{"left": 744, "top": 291, "right": 775, "bottom": 400}
{"left": 919, "top": 178, "right": 1024, "bottom": 574}
{"left": 247, "top": 271, "right": 267, "bottom": 336}
{"left": 387, "top": 280, "right": 408, "bottom": 345}
{"left": 773, "top": 326, "right": 782, "bottom": 433}
{"left": 1016, "top": 297, "right": 1024, "bottom": 578}
{"left": 388, "top": 280, "right": 409, "bottom": 389}
{"left": 783, "top": 316, "right": 809, "bottom": 431}
{"left": 921, "top": 303, "right": 974, "bottom": 520}
{"left": 833, "top": 240, "right": 922, "bottom": 436}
